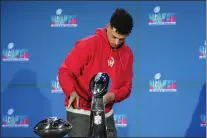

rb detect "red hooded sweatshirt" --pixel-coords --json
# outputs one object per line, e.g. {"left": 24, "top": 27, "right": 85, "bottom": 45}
{"left": 58, "top": 28, "right": 134, "bottom": 113}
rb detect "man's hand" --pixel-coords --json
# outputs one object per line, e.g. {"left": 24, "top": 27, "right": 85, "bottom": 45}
{"left": 67, "top": 91, "right": 79, "bottom": 109}
{"left": 104, "top": 93, "right": 115, "bottom": 105}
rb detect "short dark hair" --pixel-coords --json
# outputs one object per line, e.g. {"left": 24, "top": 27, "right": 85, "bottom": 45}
{"left": 110, "top": 8, "right": 133, "bottom": 35}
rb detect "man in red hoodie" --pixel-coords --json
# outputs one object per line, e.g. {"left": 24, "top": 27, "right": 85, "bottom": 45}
{"left": 58, "top": 8, "right": 134, "bottom": 137}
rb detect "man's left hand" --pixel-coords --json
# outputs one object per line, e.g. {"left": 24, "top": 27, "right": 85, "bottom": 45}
{"left": 104, "top": 93, "right": 115, "bottom": 105}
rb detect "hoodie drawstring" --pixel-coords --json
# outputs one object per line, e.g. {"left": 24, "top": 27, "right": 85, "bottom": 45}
{"left": 118, "top": 52, "right": 125, "bottom": 71}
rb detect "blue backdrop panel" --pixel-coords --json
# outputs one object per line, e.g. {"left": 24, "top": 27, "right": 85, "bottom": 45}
{"left": 1, "top": 1, "right": 206, "bottom": 137}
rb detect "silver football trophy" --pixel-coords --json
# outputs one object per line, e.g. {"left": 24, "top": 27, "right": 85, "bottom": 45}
{"left": 33, "top": 117, "right": 72, "bottom": 138}
{"left": 87, "top": 72, "right": 110, "bottom": 138}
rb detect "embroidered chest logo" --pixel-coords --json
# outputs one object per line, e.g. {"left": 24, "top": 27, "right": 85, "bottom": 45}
{"left": 108, "top": 57, "right": 114, "bottom": 67}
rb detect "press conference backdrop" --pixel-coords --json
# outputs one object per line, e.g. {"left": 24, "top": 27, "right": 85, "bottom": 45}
{"left": 1, "top": 1, "right": 206, "bottom": 137}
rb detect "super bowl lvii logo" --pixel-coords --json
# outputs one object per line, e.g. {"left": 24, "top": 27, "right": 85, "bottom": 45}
{"left": 200, "top": 113, "right": 206, "bottom": 127}
{"left": 51, "top": 76, "right": 63, "bottom": 93}
{"left": 199, "top": 40, "right": 206, "bottom": 59}
{"left": 2, "top": 108, "right": 29, "bottom": 128}
{"left": 51, "top": 8, "right": 77, "bottom": 27}
{"left": 114, "top": 114, "right": 127, "bottom": 127}
{"left": 2, "top": 42, "right": 29, "bottom": 62}
{"left": 149, "top": 6, "right": 176, "bottom": 26}
{"left": 149, "top": 73, "right": 177, "bottom": 92}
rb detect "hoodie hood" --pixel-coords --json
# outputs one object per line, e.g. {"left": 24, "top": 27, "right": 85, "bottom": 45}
{"left": 95, "top": 27, "right": 126, "bottom": 71}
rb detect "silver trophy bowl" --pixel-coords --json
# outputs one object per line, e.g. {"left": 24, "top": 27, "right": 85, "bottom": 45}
{"left": 90, "top": 72, "right": 110, "bottom": 98}
{"left": 33, "top": 117, "right": 72, "bottom": 138}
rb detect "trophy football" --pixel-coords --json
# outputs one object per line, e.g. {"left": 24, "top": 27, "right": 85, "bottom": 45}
{"left": 33, "top": 117, "right": 72, "bottom": 138}
{"left": 87, "top": 72, "right": 110, "bottom": 138}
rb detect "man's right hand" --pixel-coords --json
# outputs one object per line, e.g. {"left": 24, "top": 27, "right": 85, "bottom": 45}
{"left": 67, "top": 91, "right": 80, "bottom": 109}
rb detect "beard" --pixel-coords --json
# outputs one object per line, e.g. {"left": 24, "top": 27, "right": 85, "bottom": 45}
{"left": 111, "top": 41, "right": 124, "bottom": 49}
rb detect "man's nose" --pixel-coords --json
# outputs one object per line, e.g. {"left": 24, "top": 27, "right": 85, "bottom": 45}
{"left": 115, "top": 39, "right": 120, "bottom": 45}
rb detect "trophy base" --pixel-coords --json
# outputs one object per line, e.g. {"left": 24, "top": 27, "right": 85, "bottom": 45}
{"left": 34, "top": 128, "right": 69, "bottom": 138}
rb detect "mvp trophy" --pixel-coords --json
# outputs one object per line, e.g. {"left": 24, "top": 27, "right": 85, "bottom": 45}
{"left": 88, "top": 72, "right": 110, "bottom": 138}
{"left": 33, "top": 117, "right": 72, "bottom": 138}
